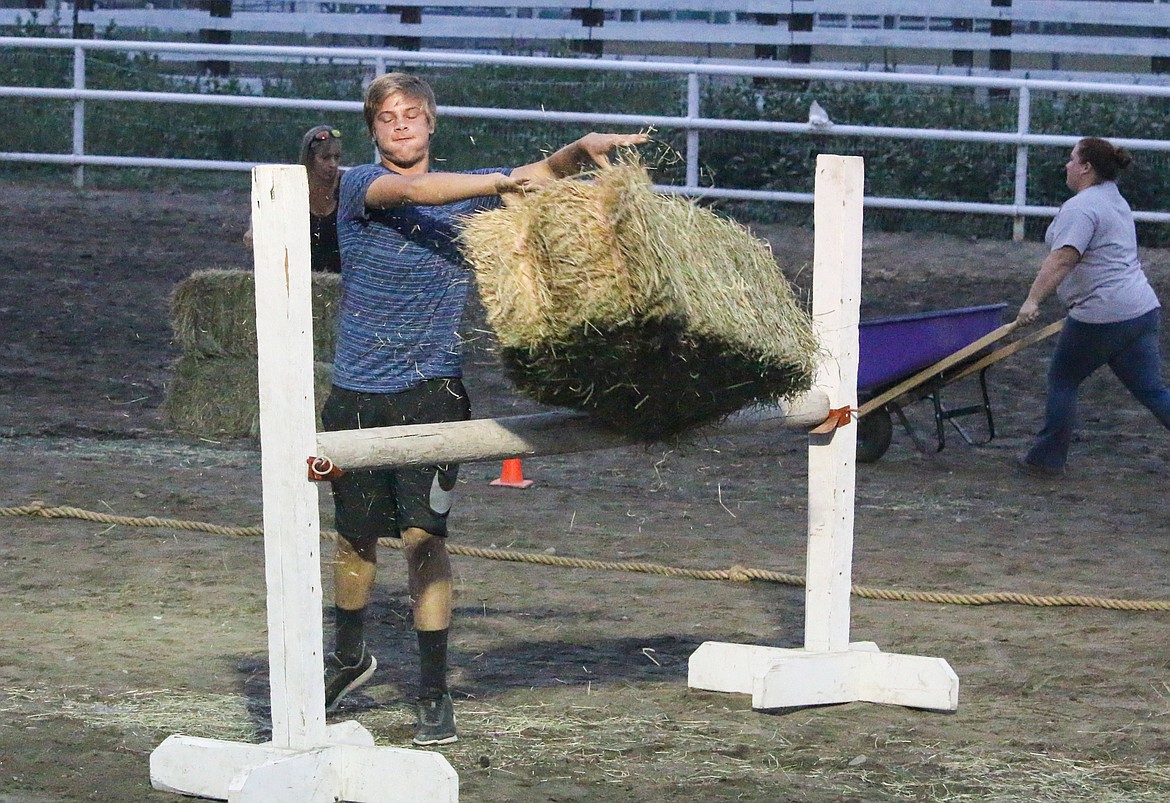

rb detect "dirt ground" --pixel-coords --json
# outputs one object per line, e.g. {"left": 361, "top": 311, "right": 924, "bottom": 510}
{"left": 3, "top": 181, "right": 1170, "bottom": 802}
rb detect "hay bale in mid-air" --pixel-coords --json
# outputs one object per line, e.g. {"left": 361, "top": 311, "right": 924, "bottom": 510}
{"left": 460, "top": 157, "right": 819, "bottom": 441}
{"left": 170, "top": 270, "right": 341, "bottom": 360}
{"left": 163, "top": 355, "right": 333, "bottom": 439}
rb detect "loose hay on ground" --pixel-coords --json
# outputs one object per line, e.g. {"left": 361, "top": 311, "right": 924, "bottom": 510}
{"left": 12, "top": 685, "right": 1170, "bottom": 801}
{"left": 461, "top": 157, "right": 819, "bottom": 441}
{"left": 5, "top": 686, "right": 257, "bottom": 743}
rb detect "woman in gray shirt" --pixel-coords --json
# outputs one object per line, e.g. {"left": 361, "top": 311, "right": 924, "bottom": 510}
{"left": 1016, "top": 136, "right": 1170, "bottom": 475}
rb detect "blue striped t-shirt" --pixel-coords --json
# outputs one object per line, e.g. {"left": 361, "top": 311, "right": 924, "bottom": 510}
{"left": 333, "top": 162, "right": 508, "bottom": 393}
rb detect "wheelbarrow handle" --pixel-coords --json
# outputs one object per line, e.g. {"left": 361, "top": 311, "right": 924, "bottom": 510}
{"left": 857, "top": 321, "right": 1019, "bottom": 418}
{"left": 945, "top": 317, "right": 1065, "bottom": 385}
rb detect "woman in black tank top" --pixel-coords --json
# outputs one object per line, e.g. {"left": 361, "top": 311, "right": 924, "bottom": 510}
{"left": 310, "top": 204, "right": 341, "bottom": 274}
{"left": 300, "top": 124, "right": 344, "bottom": 273}
{"left": 242, "top": 124, "right": 345, "bottom": 272}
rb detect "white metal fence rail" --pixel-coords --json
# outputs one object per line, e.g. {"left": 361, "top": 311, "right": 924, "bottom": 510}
{"left": 4, "top": 36, "right": 1170, "bottom": 235}
{"left": 8, "top": 1, "right": 1170, "bottom": 73}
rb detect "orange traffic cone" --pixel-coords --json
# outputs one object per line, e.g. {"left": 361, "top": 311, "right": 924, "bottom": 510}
{"left": 490, "top": 458, "right": 534, "bottom": 489}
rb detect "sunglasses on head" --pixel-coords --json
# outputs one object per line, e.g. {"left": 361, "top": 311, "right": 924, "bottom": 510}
{"left": 312, "top": 129, "right": 342, "bottom": 141}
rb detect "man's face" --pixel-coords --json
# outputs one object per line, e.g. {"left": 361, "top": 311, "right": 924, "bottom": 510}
{"left": 372, "top": 92, "right": 434, "bottom": 172}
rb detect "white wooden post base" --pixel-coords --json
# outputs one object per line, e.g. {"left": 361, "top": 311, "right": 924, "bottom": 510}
{"left": 151, "top": 725, "right": 458, "bottom": 803}
{"left": 688, "top": 155, "right": 958, "bottom": 714}
{"left": 688, "top": 642, "right": 958, "bottom": 711}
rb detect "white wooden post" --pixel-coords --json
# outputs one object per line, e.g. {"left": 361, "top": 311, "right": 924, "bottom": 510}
{"left": 688, "top": 155, "right": 959, "bottom": 713}
{"left": 250, "top": 163, "right": 328, "bottom": 750}
{"left": 149, "top": 165, "right": 459, "bottom": 802}
{"left": 804, "top": 152, "right": 862, "bottom": 655}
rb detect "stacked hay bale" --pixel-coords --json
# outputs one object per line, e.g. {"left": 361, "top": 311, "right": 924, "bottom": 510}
{"left": 460, "top": 156, "right": 819, "bottom": 442}
{"left": 164, "top": 270, "right": 339, "bottom": 439}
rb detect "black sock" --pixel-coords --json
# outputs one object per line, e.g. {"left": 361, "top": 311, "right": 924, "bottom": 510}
{"left": 334, "top": 606, "right": 365, "bottom": 664}
{"left": 417, "top": 628, "right": 449, "bottom": 699}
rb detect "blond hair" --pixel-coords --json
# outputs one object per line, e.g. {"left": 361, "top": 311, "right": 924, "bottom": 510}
{"left": 363, "top": 73, "right": 437, "bottom": 135}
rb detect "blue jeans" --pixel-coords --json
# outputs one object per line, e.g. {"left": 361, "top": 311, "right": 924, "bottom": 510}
{"left": 1025, "top": 308, "right": 1170, "bottom": 469}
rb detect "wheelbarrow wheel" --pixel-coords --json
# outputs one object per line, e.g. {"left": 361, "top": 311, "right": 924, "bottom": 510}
{"left": 857, "top": 406, "right": 893, "bottom": 463}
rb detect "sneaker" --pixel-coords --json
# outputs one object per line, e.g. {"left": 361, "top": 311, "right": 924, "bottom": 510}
{"left": 324, "top": 645, "right": 377, "bottom": 712}
{"left": 1014, "top": 456, "right": 1064, "bottom": 478}
{"left": 413, "top": 692, "right": 458, "bottom": 746}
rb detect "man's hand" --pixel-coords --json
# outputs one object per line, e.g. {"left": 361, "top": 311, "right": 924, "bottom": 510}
{"left": 513, "top": 131, "right": 650, "bottom": 184}
{"left": 494, "top": 173, "right": 532, "bottom": 195}
{"left": 577, "top": 132, "right": 650, "bottom": 169}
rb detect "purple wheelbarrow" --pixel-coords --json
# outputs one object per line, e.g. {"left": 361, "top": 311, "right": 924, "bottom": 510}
{"left": 855, "top": 303, "right": 1019, "bottom": 463}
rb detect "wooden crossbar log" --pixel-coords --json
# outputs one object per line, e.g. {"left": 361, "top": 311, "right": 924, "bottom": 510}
{"left": 314, "top": 393, "right": 830, "bottom": 472}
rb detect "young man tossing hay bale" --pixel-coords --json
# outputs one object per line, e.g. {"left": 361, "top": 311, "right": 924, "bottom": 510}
{"left": 317, "top": 71, "right": 646, "bottom": 746}
{"left": 460, "top": 156, "right": 819, "bottom": 441}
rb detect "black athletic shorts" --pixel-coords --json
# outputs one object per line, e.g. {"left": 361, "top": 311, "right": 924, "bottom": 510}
{"left": 321, "top": 378, "right": 471, "bottom": 542}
